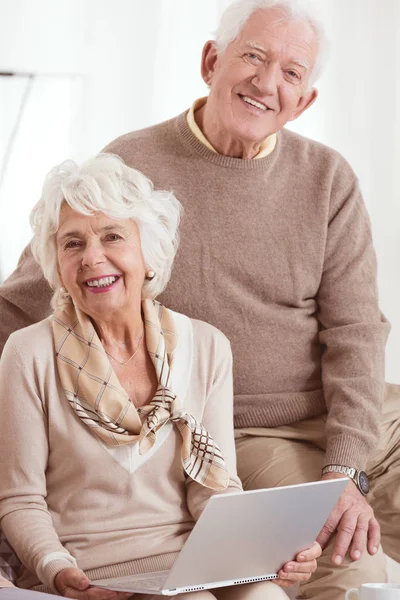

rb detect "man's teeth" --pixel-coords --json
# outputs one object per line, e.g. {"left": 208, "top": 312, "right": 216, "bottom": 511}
{"left": 241, "top": 96, "right": 267, "bottom": 111}
{"left": 86, "top": 276, "right": 118, "bottom": 288}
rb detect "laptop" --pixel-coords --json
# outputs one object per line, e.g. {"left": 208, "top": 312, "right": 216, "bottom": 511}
{"left": 92, "top": 478, "right": 348, "bottom": 596}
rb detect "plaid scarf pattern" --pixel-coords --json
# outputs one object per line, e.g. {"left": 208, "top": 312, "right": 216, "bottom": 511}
{"left": 51, "top": 298, "right": 228, "bottom": 491}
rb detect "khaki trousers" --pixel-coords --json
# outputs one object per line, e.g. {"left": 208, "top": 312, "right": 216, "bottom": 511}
{"left": 235, "top": 383, "right": 400, "bottom": 600}
{"left": 135, "top": 581, "right": 289, "bottom": 599}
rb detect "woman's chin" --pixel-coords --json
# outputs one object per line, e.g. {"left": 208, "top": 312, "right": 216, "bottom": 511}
{"left": 76, "top": 295, "right": 124, "bottom": 321}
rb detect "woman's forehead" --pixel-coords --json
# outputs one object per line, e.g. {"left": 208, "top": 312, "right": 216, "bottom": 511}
{"left": 57, "top": 206, "right": 136, "bottom": 237}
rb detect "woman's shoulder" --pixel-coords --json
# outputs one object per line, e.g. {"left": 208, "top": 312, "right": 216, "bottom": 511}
{"left": 3, "top": 317, "right": 54, "bottom": 363}
{"left": 191, "top": 318, "right": 231, "bottom": 352}
{"left": 169, "top": 308, "right": 231, "bottom": 359}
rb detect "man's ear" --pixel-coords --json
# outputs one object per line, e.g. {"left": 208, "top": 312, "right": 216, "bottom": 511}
{"left": 289, "top": 87, "right": 318, "bottom": 121}
{"left": 201, "top": 40, "right": 219, "bottom": 86}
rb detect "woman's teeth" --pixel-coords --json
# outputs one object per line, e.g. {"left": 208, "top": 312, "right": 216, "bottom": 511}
{"left": 86, "top": 276, "right": 118, "bottom": 288}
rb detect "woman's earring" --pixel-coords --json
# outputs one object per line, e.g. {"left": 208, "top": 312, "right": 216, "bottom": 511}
{"left": 60, "top": 286, "right": 71, "bottom": 300}
{"left": 145, "top": 270, "right": 155, "bottom": 280}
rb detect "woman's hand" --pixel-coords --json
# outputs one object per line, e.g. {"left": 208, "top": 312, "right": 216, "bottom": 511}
{"left": 275, "top": 541, "right": 322, "bottom": 588}
{"left": 54, "top": 567, "right": 133, "bottom": 599}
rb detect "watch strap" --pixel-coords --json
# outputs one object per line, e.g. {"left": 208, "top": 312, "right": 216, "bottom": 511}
{"left": 322, "top": 464, "right": 369, "bottom": 495}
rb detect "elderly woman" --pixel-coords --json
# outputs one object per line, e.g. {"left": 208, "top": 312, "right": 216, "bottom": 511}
{"left": 0, "top": 154, "right": 319, "bottom": 600}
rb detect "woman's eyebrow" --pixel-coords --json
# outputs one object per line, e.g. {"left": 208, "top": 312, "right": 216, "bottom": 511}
{"left": 58, "top": 224, "right": 128, "bottom": 242}
{"left": 57, "top": 230, "right": 81, "bottom": 242}
{"left": 100, "top": 224, "right": 128, "bottom": 233}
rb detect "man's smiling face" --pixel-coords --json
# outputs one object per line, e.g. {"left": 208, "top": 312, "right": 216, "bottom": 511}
{"left": 201, "top": 7, "right": 319, "bottom": 153}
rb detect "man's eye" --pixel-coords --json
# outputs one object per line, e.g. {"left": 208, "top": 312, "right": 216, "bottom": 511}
{"left": 287, "top": 70, "right": 300, "bottom": 80}
{"left": 245, "top": 53, "right": 261, "bottom": 62}
{"left": 106, "top": 233, "right": 122, "bottom": 241}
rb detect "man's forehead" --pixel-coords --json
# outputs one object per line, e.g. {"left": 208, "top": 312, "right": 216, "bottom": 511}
{"left": 233, "top": 9, "right": 318, "bottom": 61}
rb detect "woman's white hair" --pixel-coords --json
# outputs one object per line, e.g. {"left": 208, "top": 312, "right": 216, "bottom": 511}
{"left": 215, "top": 0, "right": 329, "bottom": 85}
{"left": 30, "top": 153, "right": 182, "bottom": 307}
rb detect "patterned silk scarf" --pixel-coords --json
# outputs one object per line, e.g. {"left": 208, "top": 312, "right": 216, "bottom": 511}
{"left": 51, "top": 298, "right": 228, "bottom": 491}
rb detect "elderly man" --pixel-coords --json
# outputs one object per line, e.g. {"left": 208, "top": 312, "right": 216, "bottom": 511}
{"left": 1, "top": 0, "right": 399, "bottom": 598}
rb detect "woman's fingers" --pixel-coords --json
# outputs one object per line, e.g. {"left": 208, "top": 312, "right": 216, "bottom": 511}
{"left": 276, "top": 542, "right": 321, "bottom": 588}
{"left": 64, "top": 586, "right": 132, "bottom": 599}
{"left": 55, "top": 567, "right": 91, "bottom": 596}
{"left": 295, "top": 541, "right": 322, "bottom": 561}
{"left": 55, "top": 568, "right": 131, "bottom": 599}
{"left": 280, "top": 559, "right": 317, "bottom": 575}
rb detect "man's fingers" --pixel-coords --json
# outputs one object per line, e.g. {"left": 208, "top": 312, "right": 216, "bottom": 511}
{"left": 349, "top": 514, "right": 370, "bottom": 561}
{"left": 332, "top": 510, "right": 358, "bottom": 565}
{"left": 316, "top": 516, "right": 340, "bottom": 550}
{"left": 367, "top": 517, "right": 381, "bottom": 556}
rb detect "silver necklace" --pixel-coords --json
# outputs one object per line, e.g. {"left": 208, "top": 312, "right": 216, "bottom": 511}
{"left": 104, "top": 330, "right": 144, "bottom": 366}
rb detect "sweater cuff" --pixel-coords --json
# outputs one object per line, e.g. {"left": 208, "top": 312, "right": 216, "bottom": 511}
{"left": 324, "top": 434, "right": 371, "bottom": 471}
{"left": 37, "top": 553, "right": 78, "bottom": 593}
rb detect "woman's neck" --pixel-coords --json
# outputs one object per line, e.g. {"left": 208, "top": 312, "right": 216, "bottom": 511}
{"left": 93, "top": 312, "right": 144, "bottom": 359}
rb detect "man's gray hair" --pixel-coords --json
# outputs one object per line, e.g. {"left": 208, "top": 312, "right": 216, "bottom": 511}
{"left": 30, "top": 153, "right": 182, "bottom": 307}
{"left": 215, "top": 0, "right": 329, "bottom": 85}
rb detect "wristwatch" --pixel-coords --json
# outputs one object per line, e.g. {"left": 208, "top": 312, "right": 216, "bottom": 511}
{"left": 322, "top": 465, "right": 370, "bottom": 496}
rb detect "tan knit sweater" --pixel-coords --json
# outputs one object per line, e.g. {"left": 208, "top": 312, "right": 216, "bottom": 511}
{"left": 0, "top": 313, "right": 242, "bottom": 592}
{"left": 0, "top": 111, "right": 389, "bottom": 470}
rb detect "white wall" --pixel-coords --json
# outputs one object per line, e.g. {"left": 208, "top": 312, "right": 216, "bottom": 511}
{"left": 0, "top": 0, "right": 399, "bottom": 381}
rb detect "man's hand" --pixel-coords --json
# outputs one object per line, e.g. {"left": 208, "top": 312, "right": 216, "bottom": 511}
{"left": 276, "top": 541, "right": 321, "bottom": 588}
{"left": 316, "top": 473, "right": 380, "bottom": 565}
{"left": 54, "top": 567, "right": 133, "bottom": 599}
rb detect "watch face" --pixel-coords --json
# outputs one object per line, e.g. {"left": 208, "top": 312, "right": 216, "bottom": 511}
{"left": 358, "top": 471, "right": 370, "bottom": 495}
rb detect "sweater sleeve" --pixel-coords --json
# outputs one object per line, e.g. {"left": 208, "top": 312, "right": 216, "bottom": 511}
{"left": 0, "top": 337, "right": 77, "bottom": 591}
{"left": 317, "top": 169, "right": 390, "bottom": 471}
{"left": 186, "top": 331, "right": 243, "bottom": 521}
{"left": 0, "top": 245, "right": 53, "bottom": 357}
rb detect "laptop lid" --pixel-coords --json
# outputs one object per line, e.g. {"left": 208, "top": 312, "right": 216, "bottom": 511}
{"left": 164, "top": 478, "right": 348, "bottom": 591}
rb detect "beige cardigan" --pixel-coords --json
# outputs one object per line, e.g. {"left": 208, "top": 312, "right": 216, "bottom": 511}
{"left": 0, "top": 310, "right": 242, "bottom": 593}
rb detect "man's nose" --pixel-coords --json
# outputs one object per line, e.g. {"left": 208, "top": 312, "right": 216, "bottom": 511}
{"left": 252, "top": 61, "right": 280, "bottom": 94}
{"left": 81, "top": 241, "right": 105, "bottom": 268}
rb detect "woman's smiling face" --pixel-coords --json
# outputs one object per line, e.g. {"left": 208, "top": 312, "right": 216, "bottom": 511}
{"left": 56, "top": 205, "right": 146, "bottom": 321}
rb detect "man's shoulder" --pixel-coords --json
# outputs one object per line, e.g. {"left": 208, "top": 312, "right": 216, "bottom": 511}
{"left": 102, "top": 113, "right": 184, "bottom": 161}
{"left": 280, "top": 128, "right": 355, "bottom": 175}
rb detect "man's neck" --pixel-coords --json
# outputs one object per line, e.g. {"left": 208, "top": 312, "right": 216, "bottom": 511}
{"left": 195, "top": 103, "right": 263, "bottom": 160}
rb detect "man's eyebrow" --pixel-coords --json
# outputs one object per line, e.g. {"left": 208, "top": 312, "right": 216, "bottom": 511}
{"left": 247, "top": 41, "right": 268, "bottom": 54}
{"left": 290, "top": 59, "right": 310, "bottom": 71}
{"left": 246, "top": 41, "right": 310, "bottom": 71}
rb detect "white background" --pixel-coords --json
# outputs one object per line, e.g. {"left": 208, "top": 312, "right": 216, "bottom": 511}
{"left": 0, "top": 0, "right": 399, "bottom": 384}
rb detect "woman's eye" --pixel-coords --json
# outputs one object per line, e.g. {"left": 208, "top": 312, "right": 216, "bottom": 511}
{"left": 65, "top": 240, "right": 81, "bottom": 249}
{"left": 106, "top": 233, "right": 122, "bottom": 241}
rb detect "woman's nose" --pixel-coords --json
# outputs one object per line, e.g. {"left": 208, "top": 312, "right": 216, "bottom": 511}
{"left": 81, "top": 241, "right": 105, "bottom": 268}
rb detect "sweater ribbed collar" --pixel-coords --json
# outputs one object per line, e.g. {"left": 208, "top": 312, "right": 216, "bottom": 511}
{"left": 175, "top": 111, "right": 281, "bottom": 171}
